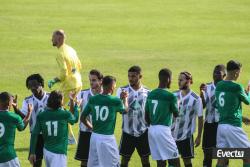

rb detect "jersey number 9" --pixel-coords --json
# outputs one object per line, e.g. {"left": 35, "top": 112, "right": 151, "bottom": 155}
{"left": 0, "top": 123, "right": 5, "bottom": 138}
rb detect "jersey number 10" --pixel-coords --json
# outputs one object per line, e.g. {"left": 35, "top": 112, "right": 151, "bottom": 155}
{"left": 46, "top": 121, "right": 58, "bottom": 136}
{"left": 95, "top": 106, "right": 109, "bottom": 121}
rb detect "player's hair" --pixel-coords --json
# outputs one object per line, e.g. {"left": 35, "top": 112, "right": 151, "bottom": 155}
{"left": 214, "top": 64, "right": 226, "bottom": 75}
{"left": 54, "top": 30, "right": 65, "bottom": 37}
{"left": 0, "top": 92, "right": 12, "bottom": 108}
{"left": 158, "top": 68, "right": 172, "bottom": 83}
{"left": 102, "top": 76, "right": 116, "bottom": 88}
{"left": 128, "top": 66, "right": 142, "bottom": 74}
{"left": 89, "top": 69, "right": 103, "bottom": 80}
{"left": 180, "top": 71, "right": 193, "bottom": 84}
{"left": 47, "top": 90, "right": 63, "bottom": 110}
{"left": 214, "top": 64, "right": 226, "bottom": 71}
{"left": 226, "top": 60, "right": 242, "bottom": 71}
{"left": 26, "top": 74, "right": 44, "bottom": 89}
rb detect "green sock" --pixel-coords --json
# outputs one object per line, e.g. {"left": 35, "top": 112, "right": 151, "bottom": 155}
{"left": 243, "top": 164, "right": 250, "bottom": 167}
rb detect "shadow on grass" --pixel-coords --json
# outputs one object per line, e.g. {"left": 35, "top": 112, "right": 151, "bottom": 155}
{"left": 16, "top": 147, "right": 29, "bottom": 152}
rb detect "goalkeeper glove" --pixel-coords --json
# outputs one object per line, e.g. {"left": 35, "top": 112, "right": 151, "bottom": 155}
{"left": 48, "top": 79, "right": 57, "bottom": 89}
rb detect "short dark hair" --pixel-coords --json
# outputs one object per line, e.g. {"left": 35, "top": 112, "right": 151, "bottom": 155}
{"left": 214, "top": 64, "right": 226, "bottom": 71}
{"left": 0, "top": 92, "right": 12, "bottom": 108}
{"left": 26, "top": 74, "right": 44, "bottom": 89}
{"left": 226, "top": 60, "right": 242, "bottom": 71}
{"left": 47, "top": 90, "right": 63, "bottom": 110}
{"left": 89, "top": 69, "right": 103, "bottom": 80}
{"left": 128, "top": 66, "right": 141, "bottom": 74}
{"left": 102, "top": 76, "right": 116, "bottom": 88}
{"left": 180, "top": 71, "right": 193, "bottom": 83}
{"left": 158, "top": 68, "right": 172, "bottom": 82}
{"left": 214, "top": 64, "right": 226, "bottom": 75}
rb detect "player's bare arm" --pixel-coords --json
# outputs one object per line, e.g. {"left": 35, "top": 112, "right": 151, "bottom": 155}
{"left": 199, "top": 83, "right": 206, "bottom": 109}
{"left": 22, "top": 104, "right": 33, "bottom": 128}
{"left": 12, "top": 95, "right": 25, "bottom": 118}
{"left": 81, "top": 114, "right": 93, "bottom": 130}
{"left": 195, "top": 116, "right": 203, "bottom": 147}
{"left": 120, "top": 90, "right": 129, "bottom": 113}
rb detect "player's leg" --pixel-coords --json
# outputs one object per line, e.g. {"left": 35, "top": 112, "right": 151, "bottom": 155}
{"left": 136, "top": 130, "right": 151, "bottom": 167}
{"left": 28, "top": 134, "right": 43, "bottom": 167}
{"left": 216, "top": 124, "right": 228, "bottom": 167}
{"left": 119, "top": 132, "right": 136, "bottom": 167}
{"left": 87, "top": 133, "right": 100, "bottom": 167}
{"left": 157, "top": 160, "right": 166, "bottom": 167}
{"left": 225, "top": 125, "right": 250, "bottom": 167}
{"left": 148, "top": 125, "right": 179, "bottom": 166}
{"left": 75, "top": 131, "right": 91, "bottom": 167}
{"left": 176, "top": 136, "right": 194, "bottom": 167}
{"left": 43, "top": 148, "right": 67, "bottom": 167}
{"left": 168, "top": 158, "right": 181, "bottom": 167}
{"left": 98, "top": 135, "right": 120, "bottom": 167}
{"left": 203, "top": 122, "right": 218, "bottom": 167}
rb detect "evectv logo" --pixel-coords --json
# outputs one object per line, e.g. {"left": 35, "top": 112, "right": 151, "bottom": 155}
{"left": 217, "top": 149, "right": 244, "bottom": 158}
{"left": 213, "top": 148, "right": 250, "bottom": 159}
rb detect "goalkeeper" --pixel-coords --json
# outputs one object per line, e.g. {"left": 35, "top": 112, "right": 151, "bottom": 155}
{"left": 48, "top": 29, "right": 82, "bottom": 144}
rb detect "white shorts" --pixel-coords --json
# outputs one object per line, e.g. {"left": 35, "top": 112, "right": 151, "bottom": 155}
{"left": 0, "top": 157, "right": 20, "bottom": 167}
{"left": 44, "top": 148, "right": 67, "bottom": 167}
{"left": 217, "top": 124, "right": 250, "bottom": 148}
{"left": 148, "top": 125, "right": 179, "bottom": 160}
{"left": 88, "top": 133, "right": 120, "bottom": 167}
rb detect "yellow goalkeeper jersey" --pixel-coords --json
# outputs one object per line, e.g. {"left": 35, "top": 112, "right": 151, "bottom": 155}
{"left": 56, "top": 44, "right": 82, "bottom": 91}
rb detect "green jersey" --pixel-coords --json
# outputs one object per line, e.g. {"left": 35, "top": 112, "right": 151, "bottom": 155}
{"left": 30, "top": 107, "right": 79, "bottom": 155}
{"left": 215, "top": 80, "right": 250, "bottom": 127}
{"left": 145, "top": 88, "right": 178, "bottom": 126}
{"left": 0, "top": 111, "right": 25, "bottom": 163}
{"left": 82, "top": 94, "right": 125, "bottom": 135}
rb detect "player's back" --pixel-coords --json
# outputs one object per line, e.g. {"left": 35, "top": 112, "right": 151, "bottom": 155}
{"left": 0, "top": 111, "right": 23, "bottom": 162}
{"left": 36, "top": 109, "right": 75, "bottom": 154}
{"left": 146, "top": 88, "right": 178, "bottom": 126}
{"left": 215, "top": 80, "right": 249, "bottom": 127}
{"left": 86, "top": 94, "right": 124, "bottom": 135}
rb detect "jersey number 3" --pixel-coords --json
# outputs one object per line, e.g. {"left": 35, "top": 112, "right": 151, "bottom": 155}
{"left": 46, "top": 121, "right": 58, "bottom": 136}
{"left": 0, "top": 123, "right": 5, "bottom": 138}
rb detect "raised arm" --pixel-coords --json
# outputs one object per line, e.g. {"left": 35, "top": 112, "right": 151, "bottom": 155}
{"left": 12, "top": 95, "right": 25, "bottom": 119}
{"left": 199, "top": 83, "right": 207, "bottom": 109}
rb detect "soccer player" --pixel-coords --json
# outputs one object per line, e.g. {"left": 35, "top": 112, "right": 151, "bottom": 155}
{"left": 145, "top": 68, "right": 180, "bottom": 167}
{"left": 81, "top": 76, "right": 128, "bottom": 167}
{"left": 216, "top": 60, "right": 250, "bottom": 167}
{"left": 171, "top": 71, "right": 203, "bottom": 167}
{"left": 75, "top": 69, "right": 103, "bottom": 167}
{"left": 116, "top": 66, "right": 151, "bottom": 167}
{"left": 0, "top": 92, "right": 32, "bottom": 167}
{"left": 200, "top": 65, "right": 226, "bottom": 167}
{"left": 48, "top": 29, "right": 82, "bottom": 144}
{"left": 29, "top": 90, "right": 79, "bottom": 167}
{"left": 12, "top": 74, "right": 49, "bottom": 167}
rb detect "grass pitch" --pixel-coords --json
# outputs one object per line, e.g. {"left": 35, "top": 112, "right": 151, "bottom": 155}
{"left": 0, "top": 0, "right": 250, "bottom": 166}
